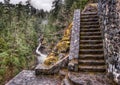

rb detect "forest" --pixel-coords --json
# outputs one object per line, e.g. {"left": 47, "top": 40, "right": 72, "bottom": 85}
{"left": 0, "top": 0, "right": 97, "bottom": 84}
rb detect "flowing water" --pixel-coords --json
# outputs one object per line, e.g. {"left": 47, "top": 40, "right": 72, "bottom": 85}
{"left": 36, "top": 40, "right": 47, "bottom": 64}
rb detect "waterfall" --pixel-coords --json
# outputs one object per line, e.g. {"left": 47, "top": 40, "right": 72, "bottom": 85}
{"left": 36, "top": 39, "right": 47, "bottom": 64}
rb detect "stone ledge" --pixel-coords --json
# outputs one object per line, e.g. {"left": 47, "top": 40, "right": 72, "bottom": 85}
{"left": 35, "top": 55, "right": 69, "bottom": 75}
{"left": 6, "top": 70, "right": 61, "bottom": 85}
{"left": 68, "top": 9, "right": 80, "bottom": 72}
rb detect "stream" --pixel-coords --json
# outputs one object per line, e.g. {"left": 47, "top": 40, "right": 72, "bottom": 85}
{"left": 36, "top": 38, "right": 47, "bottom": 64}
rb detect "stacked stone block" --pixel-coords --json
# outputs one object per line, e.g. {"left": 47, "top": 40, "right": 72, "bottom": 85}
{"left": 98, "top": 0, "right": 120, "bottom": 83}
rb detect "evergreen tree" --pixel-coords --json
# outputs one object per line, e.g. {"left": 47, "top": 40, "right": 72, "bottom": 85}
{"left": 51, "top": 0, "right": 62, "bottom": 18}
{"left": 4, "top": 0, "right": 10, "bottom": 4}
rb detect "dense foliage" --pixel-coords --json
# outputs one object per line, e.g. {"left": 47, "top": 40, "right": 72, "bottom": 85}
{"left": 0, "top": 3, "right": 39, "bottom": 84}
{"left": 49, "top": 0, "right": 91, "bottom": 29}
{"left": 0, "top": 0, "right": 95, "bottom": 84}
{"left": 41, "top": 0, "right": 91, "bottom": 47}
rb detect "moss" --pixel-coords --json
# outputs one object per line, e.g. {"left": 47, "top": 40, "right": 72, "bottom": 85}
{"left": 44, "top": 53, "right": 58, "bottom": 65}
{"left": 44, "top": 23, "right": 73, "bottom": 66}
{"left": 0, "top": 37, "right": 7, "bottom": 52}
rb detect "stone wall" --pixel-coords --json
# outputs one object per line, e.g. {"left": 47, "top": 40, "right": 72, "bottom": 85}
{"left": 98, "top": 0, "right": 120, "bottom": 83}
{"left": 68, "top": 9, "right": 80, "bottom": 72}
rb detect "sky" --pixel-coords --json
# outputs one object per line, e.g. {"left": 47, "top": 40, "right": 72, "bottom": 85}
{"left": 0, "top": 0, "right": 54, "bottom": 11}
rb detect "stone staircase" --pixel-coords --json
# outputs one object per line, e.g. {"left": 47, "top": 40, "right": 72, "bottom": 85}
{"left": 65, "top": 12, "right": 114, "bottom": 85}
{"left": 6, "top": 4, "right": 116, "bottom": 85}
{"left": 78, "top": 12, "right": 106, "bottom": 73}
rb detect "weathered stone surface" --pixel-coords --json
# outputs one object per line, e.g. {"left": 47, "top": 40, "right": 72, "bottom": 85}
{"left": 6, "top": 70, "right": 61, "bottom": 85}
{"left": 98, "top": 0, "right": 120, "bottom": 83}
{"left": 69, "top": 9, "right": 80, "bottom": 60}
{"left": 68, "top": 72, "right": 115, "bottom": 85}
{"left": 62, "top": 77, "right": 73, "bottom": 85}
{"left": 59, "top": 69, "right": 68, "bottom": 77}
{"left": 35, "top": 55, "right": 69, "bottom": 75}
{"left": 68, "top": 59, "right": 79, "bottom": 72}
{"left": 68, "top": 9, "right": 80, "bottom": 72}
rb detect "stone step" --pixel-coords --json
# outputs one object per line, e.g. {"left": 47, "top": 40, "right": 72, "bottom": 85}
{"left": 81, "top": 28, "right": 100, "bottom": 31}
{"left": 80, "top": 40, "right": 103, "bottom": 44}
{"left": 81, "top": 18, "right": 98, "bottom": 22}
{"left": 81, "top": 27, "right": 100, "bottom": 30}
{"left": 80, "top": 32, "right": 101, "bottom": 36}
{"left": 79, "top": 54, "right": 104, "bottom": 60}
{"left": 80, "top": 44, "right": 103, "bottom": 49}
{"left": 81, "top": 15, "right": 99, "bottom": 19}
{"left": 78, "top": 65, "right": 106, "bottom": 72}
{"left": 80, "top": 29, "right": 100, "bottom": 32}
{"left": 80, "top": 35, "right": 102, "bottom": 37}
{"left": 81, "top": 12, "right": 97, "bottom": 15}
{"left": 81, "top": 21, "right": 99, "bottom": 25}
{"left": 80, "top": 36, "right": 102, "bottom": 40}
{"left": 79, "top": 60, "right": 105, "bottom": 65}
{"left": 81, "top": 25, "right": 99, "bottom": 28}
{"left": 80, "top": 49, "right": 103, "bottom": 54}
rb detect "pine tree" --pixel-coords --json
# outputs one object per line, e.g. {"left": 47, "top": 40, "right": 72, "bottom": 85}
{"left": 51, "top": 0, "right": 62, "bottom": 18}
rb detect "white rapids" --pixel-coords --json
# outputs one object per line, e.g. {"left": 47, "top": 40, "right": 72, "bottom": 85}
{"left": 36, "top": 40, "right": 47, "bottom": 64}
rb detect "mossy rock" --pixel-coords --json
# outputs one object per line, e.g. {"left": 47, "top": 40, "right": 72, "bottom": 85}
{"left": 44, "top": 53, "right": 58, "bottom": 65}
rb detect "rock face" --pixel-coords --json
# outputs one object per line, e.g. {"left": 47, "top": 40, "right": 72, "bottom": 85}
{"left": 98, "top": 0, "right": 120, "bottom": 83}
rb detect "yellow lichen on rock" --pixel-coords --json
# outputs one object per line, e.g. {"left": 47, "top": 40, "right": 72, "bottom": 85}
{"left": 89, "top": 3, "right": 97, "bottom": 7}
{"left": 44, "top": 52, "right": 58, "bottom": 65}
{"left": 62, "top": 22, "right": 73, "bottom": 41}
{"left": 44, "top": 23, "right": 73, "bottom": 66}
{"left": 55, "top": 41, "right": 70, "bottom": 53}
